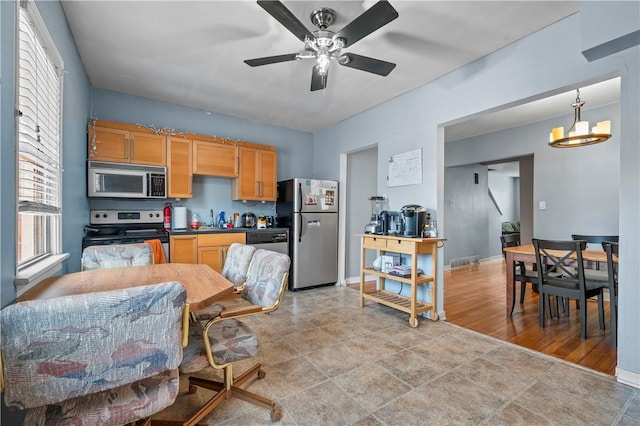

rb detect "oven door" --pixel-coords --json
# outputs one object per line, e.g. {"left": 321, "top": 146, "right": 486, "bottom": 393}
{"left": 88, "top": 167, "right": 147, "bottom": 198}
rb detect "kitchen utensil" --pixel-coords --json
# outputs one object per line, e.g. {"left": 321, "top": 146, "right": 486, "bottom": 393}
{"left": 241, "top": 212, "right": 257, "bottom": 228}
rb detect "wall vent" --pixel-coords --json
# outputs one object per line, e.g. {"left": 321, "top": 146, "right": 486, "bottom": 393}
{"left": 450, "top": 255, "right": 480, "bottom": 268}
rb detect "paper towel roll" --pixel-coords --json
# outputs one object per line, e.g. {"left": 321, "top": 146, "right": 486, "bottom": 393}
{"left": 174, "top": 207, "right": 187, "bottom": 230}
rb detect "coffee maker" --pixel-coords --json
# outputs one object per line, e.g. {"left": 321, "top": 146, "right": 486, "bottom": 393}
{"left": 364, "top": 196, "right": 386, "bottom": 234}
{"left": 380, "top": 210, "right": 401, "bottom": 235}
{"left": 400, "top": 204, "right": 427, "bottom": 237}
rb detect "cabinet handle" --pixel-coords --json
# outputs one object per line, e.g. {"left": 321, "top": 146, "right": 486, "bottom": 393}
{"left": 258, "top": 181, "right": 262, "bottom": 197}
{"left": 130, "top": 139, "right": 135, "bottom": 160}
{"left": 124, "top": 139, "right": 129, "bottom": 159}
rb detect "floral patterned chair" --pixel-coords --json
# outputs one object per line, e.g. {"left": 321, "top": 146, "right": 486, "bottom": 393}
{"left": 176, "top": 249, "right": 291, "bottom": 423}
{"left": 81, "top": 243, "right": 154, "bottom": 271}
{"left": 192, "top": 243, "right": 257, "bottom": 322}
{"left": 0, "top": 281, "right": 188, "bottom": 426}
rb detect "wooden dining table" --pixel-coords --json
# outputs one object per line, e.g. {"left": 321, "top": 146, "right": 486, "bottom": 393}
{"left": 17, "top": 263, "right": 234, "bottom": 311}
{"left": 503, "top": 244, "right": 609, "bottom": 315}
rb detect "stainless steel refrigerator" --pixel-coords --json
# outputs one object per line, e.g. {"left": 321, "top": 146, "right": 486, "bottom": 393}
{"left": 276, "top": 178, "right": 338, "bottom": 290}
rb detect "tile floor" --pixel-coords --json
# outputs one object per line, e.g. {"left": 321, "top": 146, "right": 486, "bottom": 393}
{"left": 152, "top": 286, "right": 640, "bottom": 425}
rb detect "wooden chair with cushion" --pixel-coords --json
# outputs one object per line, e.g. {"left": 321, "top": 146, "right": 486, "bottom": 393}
{"left": 603, "top": 241, "right": 619, "bottom": 346}
{"left": 532, "top": 239, "right": 606, "bottom": 339}
{"left": 500, "top": 233, "right": 540, "bottom": 312}
{"left": 81, "top": 242, "right": 154, "bottom": 271}
{"left": 0, "top": 282, "right": 188, "bottom": 426}
{"left": 175, "top": 249, "right": 291, "bottom": 424}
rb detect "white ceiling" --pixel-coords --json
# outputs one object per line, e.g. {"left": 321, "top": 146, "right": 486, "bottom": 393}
{"left": 60, "top": 1, "right": 583, "bottom": 133}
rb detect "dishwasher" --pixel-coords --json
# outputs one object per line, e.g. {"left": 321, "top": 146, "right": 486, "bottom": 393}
{"left": 246, "top": 230, "right": 289, "bottom": 256}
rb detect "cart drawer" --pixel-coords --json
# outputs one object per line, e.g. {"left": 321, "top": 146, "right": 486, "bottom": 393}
{"left": 363, "top": 236, "right": 387, "bottom": 249}
{"left": 386, "top": 238, "right": 414, "bottom": 253}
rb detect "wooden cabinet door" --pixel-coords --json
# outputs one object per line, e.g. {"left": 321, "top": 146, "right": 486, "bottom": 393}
{"left": 233, "top": 147, "right": 259, "bottom": 200}
{"left": 167, "top": 137, "right": 192, "bottom": 198}
{"left": 198, "top": 246, "right": 225, "bottom": 273}
{"left": 169, "top": 235, "right": 197, "bottom": 263}
{"left": 258, "top": 149, "right": 277, "bottom": 201}
{"left": 130, "top": 132, "right": 166, "bottom": 165}
{"left": 192, "top": 140, "right": 238, "bottom": 177}
{"left": 89, "top": 126, "right": 129, "bottom": 162}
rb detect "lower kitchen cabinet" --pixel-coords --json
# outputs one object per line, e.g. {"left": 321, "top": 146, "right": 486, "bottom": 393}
{"left": 170, "top": 233, "right": 246, "bottom": 273}
{"left": 169, "top": 235, "right": 197, "bottom": 263}
{"left": 197, "top": 233, "right": 246, "bottom": 273}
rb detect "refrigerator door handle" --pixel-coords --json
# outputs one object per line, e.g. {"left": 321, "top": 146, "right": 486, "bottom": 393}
{"left": 297, "top": 182, "right": 303, "bottom": 213}
{"left": 298, "top": 212, "right": 303, "bottom": 242}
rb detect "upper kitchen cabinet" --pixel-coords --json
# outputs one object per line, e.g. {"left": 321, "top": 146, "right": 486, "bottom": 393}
{"left": 167, "top": 137, "right": 192, "bottom": 198}
{"left": 232, "top": 146, "right": 277, "bottom": 201}
{"left": 192, "top": 138, "right": 238, "bottom": 177}
{"left": 88, "top": 120, "right": 166, "bottom": 166}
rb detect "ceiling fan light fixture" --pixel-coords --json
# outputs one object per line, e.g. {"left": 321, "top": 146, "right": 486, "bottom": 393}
{"left": 317, "top": 53, "right": 331, "bottom": 75}
{"left": 548, "top": 89, "right": 612, "bottom": 148}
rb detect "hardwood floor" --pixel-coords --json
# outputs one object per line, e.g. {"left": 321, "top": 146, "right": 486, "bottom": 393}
{"left": 351, "top": 257, "right": 617, "bottom": 375}
{"left": 443, "top": 258, "right": 617, "bottom": 375}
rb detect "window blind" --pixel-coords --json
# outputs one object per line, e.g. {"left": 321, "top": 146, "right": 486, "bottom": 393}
{"left": 17, "top": 5, "right": 62, "bottom": 215}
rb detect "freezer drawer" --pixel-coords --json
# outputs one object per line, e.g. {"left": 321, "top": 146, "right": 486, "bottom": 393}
{"left": 291, "top": 212, "right": 338, "bottom": 290}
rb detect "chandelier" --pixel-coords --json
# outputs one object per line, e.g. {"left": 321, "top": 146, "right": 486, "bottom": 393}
{"left": 548, "top": 89, "right": 611, "bottom": 148}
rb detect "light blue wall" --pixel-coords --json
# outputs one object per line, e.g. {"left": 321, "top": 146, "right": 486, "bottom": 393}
{"left": 447, "top": 102, "right": 620, "bottom": 240}
{"left": 1, "top": 0, "right": 638, "bottom": 384}
{"left": 0, "top": 1, "right": 91, "bottom": 309}
{"left": 314, "top": 12, "right": 640, "bottom": 378}
{"left": 89, "top": 89, "right": 314, "bottom": 225}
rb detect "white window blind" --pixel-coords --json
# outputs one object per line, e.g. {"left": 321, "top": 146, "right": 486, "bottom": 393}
{"left": 17, "top": 1, "right": 63, "bottom": 266}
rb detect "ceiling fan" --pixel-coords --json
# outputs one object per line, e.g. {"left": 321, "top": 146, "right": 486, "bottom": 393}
{"left": 244, "top": 0, "right": 399, "bottom": 91}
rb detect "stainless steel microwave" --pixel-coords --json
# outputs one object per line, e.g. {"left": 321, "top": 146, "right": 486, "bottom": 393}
{"left": 87, "top": 161, "right": 166, "bottom": 199}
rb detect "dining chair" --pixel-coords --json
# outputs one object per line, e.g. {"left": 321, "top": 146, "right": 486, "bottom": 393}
{"left": 81, "top": 242, "right": 154, "bottom": 271}
{"left": 500, "top": 233, "right": 539, "bottom": 309}
{"left": 191, "top": 243, "right": 257, "bottom": 322}
{"left": 532, "top": 239, "right": 606, "bottom": 339}
{"left": 568, "top": 235, "right": 618, "bottom": 310}
{"left": 175, "top": 249, "right": 291, "bottom": 424}
{"left": 603, "top": 241, "right": 619, "bottom": 346}
{"left": 0, "top": 281, "right": 188, "bottom": 426}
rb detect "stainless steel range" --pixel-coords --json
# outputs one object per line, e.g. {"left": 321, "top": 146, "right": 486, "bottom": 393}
{"left": 83, "top": 210, "right": 169, "bottom": 260}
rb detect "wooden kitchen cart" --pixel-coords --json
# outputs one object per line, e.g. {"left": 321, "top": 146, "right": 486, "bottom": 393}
{"left": 359, "top": 234, "right": 444, "bottom": 327}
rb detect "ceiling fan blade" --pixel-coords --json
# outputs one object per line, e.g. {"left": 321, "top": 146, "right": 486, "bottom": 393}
{"left": 310, "top": 65, "right": 328, "bottom": 91}
{"left": 244, "top": 53, "right": 298, "bottom": 67}
{"left": 334, "top": 1, "right": 399, "bottom": 48}
{"left": 257, "top": 0, "right": 315, "bottom": 42}
{"left": 340, "top": 53, "right": 396, "bottom": 76}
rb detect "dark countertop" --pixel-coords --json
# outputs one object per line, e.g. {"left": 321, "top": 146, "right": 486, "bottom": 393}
{"left": 169, "top": 227, "right": 288, "bottom": 236}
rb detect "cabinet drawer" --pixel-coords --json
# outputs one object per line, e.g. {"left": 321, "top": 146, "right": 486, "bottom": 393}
{"left": 363, "top": 236, "right": 387, "bottom": 249}
{"left": 197, "top": 233, "right": 246, "bottom": 247}
{"left": 386, "top": 238, "right": 414, "bottom": 253}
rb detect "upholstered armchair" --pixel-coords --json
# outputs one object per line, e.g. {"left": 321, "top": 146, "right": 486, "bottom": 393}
{"left": 81, "top": 243, "right": 154, "bottom": 271}
{"left": 192, "top": 242, "right": 257, "bottom": 322}
{"left": 176, "top": 249, "right": 291, "bottom": 423}
{"left": 0, "top": 281, "right": 189, "bottom": 426}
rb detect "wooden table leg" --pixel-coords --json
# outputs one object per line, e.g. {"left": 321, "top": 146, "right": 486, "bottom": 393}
{"left": 505, "top": 251, "right": 516, "bottom": 315}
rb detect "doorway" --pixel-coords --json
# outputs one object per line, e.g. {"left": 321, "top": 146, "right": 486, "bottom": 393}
{"left": 343, "top": 146, "right": 378, "bottom": 284}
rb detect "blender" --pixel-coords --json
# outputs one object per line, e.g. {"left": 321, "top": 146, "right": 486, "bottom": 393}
{"left": 364, "top": 196, "right": 386, "bottom": 234}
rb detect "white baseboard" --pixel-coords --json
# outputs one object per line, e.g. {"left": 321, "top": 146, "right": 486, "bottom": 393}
{"left": 616, "top": 367, "right": 640, "bottom": 389}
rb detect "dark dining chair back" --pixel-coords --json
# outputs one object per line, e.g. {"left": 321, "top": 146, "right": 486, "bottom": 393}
{"left": 500, "top": 233, "right": 539, "bottom": 311}
{"left": 603, "top": 241, "right": 619, "bottom": 346}
{"left": 532, "top": 239, "right": 606, "bottom": 339}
